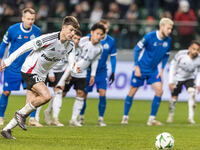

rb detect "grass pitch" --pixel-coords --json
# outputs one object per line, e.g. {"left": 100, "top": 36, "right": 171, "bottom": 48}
{"left": 0, "top": 95, "right": 200, "bottom": 150}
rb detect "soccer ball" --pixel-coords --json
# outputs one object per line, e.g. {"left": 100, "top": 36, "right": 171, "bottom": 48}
{"left": 155, "top": 132, "right": 174, "bottom": 149}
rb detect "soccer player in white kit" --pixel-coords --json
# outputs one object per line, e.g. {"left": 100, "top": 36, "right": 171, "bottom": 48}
{"left": 43, "top": 30, "right": 82, "bottom": 126}
{"left": 0, "top": 16, "right": 80, "bottom": 139}
{"left": 167, "top": 41, "right": 200, "bottom": 124}
{"left": 56, "top": 23, "right": 105, "bottom": 126}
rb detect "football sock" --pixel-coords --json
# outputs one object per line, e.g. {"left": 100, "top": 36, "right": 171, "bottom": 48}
{"left": 169, "top": 98, "right": 177, "bottom": 115}
{"left": 71, "top": 97, "right": 84, "bottom": 120}
{"left": 150, "top": 96, "right": 161, "bottom": 116}
{"left": 124, "top": 95, "right": 133, "bottom": 116}
{"left": 188, "top": 88, "right": 196, "bottom": 120}
{"left": 3, "top": 118, "right": 18, "bottom": 131}
{"left": 80, "top": 99, "right": 86, "bottom": 115}
{"left": 0, "top": 93, "right": 9, "bottom": 117}
{"left": 45, "top": 98, "right": 53, "bottom": 113}
{"left": 35, "top": 106, "right": 42, "bottom": 122}
{"left": 98, "top": 96, "right": 106, "bottom": 117}
{"left": 52, "top": 90, "right": 62, "bottom": 118}
{"left": 18, "top": 102, "right": 36, "bottom": 116}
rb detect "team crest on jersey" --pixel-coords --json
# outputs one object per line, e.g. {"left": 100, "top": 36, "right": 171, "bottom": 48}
{"left": 103, "top": 43, "right": 109, "bottom": 49}
{"left": 36, "top": 40, "right": 42, "bottom": 47}
{"left": 30, "top": 34, "right": 35, "bottom": 40}
{"left": 163, "top": 42, "right": 168, "bottom": 47}
{"left": 18, "top": 35, "right": 22, "bottom": 39}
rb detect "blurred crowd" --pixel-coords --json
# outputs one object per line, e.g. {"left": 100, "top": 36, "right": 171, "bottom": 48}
{"left": 1, "top": 0, "right": 200, "bottom": 49}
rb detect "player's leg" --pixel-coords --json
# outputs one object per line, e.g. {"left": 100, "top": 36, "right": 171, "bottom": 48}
{"left": 0, "top": 91, "right": 10, "bottom": 125}
{"left": 98, "top": 89, "right": 107, "bottom": 126}
{"left": 166, "top": 96, "right": 178, "bottom": 123}
{"left": 1, "top": 89, "right": 38, "bottom": 139}
{"left": 28, "top": 106, "right": 43, "bottom": 127}
{"left": 0, "top": 69, "right": 21, "bottom": 125}
{"left": 79, "top": 74, "right": 93, "bottom": 124}
{"left": 51, "top": 88, "right": 64, "bottom": 126}
{"left": 185, "top": 79, "right": 196, "bottom": 124}
{"left": 70, "top": 78, "right": 86, "bottom": 126}
{"left": 147, "top": 81, "right": 163, "bottom": 126}
{"left": 121, "top": 71, "right": 141, "bottom": 124}
{"left": 167, "top": 82, "right": 181, "bottom": 123}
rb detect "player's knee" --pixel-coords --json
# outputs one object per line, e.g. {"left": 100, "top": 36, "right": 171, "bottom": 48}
{"left": 3, "top": 91, "right": 11, "bottom": 96}
{"left": 43, "top": 93, "right": 53, "bottom": 102}
{"left": 156, "top": 89, "right": 163, "bottom": 97}
{"left": 77, "top": 90, "right": 85, "bottom": 97}
{"left": 99, "top": 89, "right": 106, "bottom": 96}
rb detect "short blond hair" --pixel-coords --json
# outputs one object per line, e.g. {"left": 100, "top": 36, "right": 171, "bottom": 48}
{"left": 159, "top": 18, "right": 174, "bottom": 26}
{"left": 22, "top": 8, "right": 36, "bottom": 16}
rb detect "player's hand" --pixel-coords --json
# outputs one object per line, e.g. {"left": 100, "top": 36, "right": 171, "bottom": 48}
{"left": 89, "top": 76, "right": 95, "bottom": 86}
{"left": 109, "top": 73, "right": 115, "bottom": 85}
{"left": 135, "top": 66, "right": 141, "bottom": 77}
{"left": 157, "top": 70, "right": 163, "bottom": 83}
{"left": 169, "top": 83, "right": 174, "bottom": 92}
{"left": 0, "top": 61, "right": 6, "bottom": 72}
{"left": 48, "top": 76, "right": 55, "bottom": 82}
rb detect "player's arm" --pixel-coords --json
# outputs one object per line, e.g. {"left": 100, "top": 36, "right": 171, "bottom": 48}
{"left": 0, "top": 29, "right": 12, "bottom": 64}
{"left": 169, "top": 53, "right": 179, "bottom": 92}
{"left": 196, "top": 66, "right": 200, "bottom": 93}
{"left": 134, "top": 37, "right": 147, "bottom": 77}
{"left": 56, "top": 47, "right": 76, "bottom": 88}
{"left": 109, "top": 40, "right": 117, "bottom": 85}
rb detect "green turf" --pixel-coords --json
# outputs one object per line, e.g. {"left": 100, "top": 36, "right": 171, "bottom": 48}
{"left": 0, "top": 95, "right": 200, "bottom": 150}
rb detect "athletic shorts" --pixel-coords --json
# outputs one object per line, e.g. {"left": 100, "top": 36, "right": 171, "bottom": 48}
{"left": 46, "top": 72, "right": 64, "bottom": 87}
{"left": 130, "top": 71, "right": 161, "bottom": 87}
{"left": 65, "top": 77, "right": 86, "bottom": 92}
{"left": 3, "top": 67, "right": 26, "bottom": 91}
{"left": 85, "top": 70, "right": 107, "bottom": 93}
{"left": 21, "top": 72, "right": 45, "bottom": 90}
{"left": 172, "top": 79, "right": 195, "bottom": 96}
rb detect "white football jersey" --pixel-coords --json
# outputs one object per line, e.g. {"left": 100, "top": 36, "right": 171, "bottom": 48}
{"left": 169, "top": 50, "right": 200, "bottom": 85}
{"left": 4, "top": 32, "right": 75, "bottom": 81}
{"left": 71, "top": 36, "right": 103, "bottom": 78}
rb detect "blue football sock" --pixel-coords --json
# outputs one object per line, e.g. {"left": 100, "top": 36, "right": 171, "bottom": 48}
{"left": 0, "top": 93, "right": 9, "bottom": 117}
{"left": 80, "top": 99, "right": 86, "bottom": 115}
{"left": 150, "top": 96, "right": 161, "bottom": 116}
{"left": 98, "top": 96, "right": 106, "bottom": 117}
{"left": 30, "top": 110, "right": 36, "bottom": 118}
{"left": 124, "top": 95, "right": 133, "bottom": 116}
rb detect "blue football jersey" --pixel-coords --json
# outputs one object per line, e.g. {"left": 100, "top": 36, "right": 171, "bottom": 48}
{"left": 97, "top": 34, "right": 117, "bottom": 73}
{"left": 134, "top": 31, "right": 171, "bottom": 74}
{"left": 1, "top": 22, "right": 41, "bottom": 73}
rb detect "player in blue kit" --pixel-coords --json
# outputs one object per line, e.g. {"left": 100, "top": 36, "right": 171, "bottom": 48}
{"left": 121, "top": 18, "right": 174, "bottom": 126}
{"left": 79, "top": 19, "right": 117, "bottom": 126}
{"left": 0, "top": 8, "right": 41, "bottom": 126}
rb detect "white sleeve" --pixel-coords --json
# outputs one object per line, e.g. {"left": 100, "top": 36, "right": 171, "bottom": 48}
{"left": 169, "top": 59, "right": 178, "bottom": 84}
{"left": 196, "top": 67, "right": 200, "bottom": 86}
{"left": 57, "top": 47, "right": 76, "bottom": 87}
{"left": 4, "top": 40, "right": 34, "bottom": 67}
{"left": 90, "top": 57, "right": 99, "bottom": 76}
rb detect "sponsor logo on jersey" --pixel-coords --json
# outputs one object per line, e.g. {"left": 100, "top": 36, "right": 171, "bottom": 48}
{"left": 24, "top": 36, "right": 28, "bottom": 39}
{"left": 30, "top": 34, "right": 35, "bottom": 40}
{"left": 36, "top": 40, "right": 42, "bottom": 47}
{"left": 41, "top": 53, "right": 61, "bottom": 62}
{"left": 18, "top": 35, "right": 22, "bottom": 39}
{"left": 163, "top": 42, "right": 168, "bottom": 47}
{"left": 153, "top": 42, "right": 157, "bottom": 46}
{"left": 103, "top": 43, "right": 109, "bottom": 49}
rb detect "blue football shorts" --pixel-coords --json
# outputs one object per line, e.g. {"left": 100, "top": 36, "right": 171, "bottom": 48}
{"left": 130, "top": 71, "right": 161, "bottom": 87}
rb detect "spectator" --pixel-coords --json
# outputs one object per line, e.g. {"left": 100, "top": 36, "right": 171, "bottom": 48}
{"left": 174, "top": 0, "right": 196, "bottom": 49}
{"left": 144, "top": 0, "right": 159, "bottom": 20}
{"left": 89, "top": 1, "right": 103, "bottom": 24}
{"left": 106, "top": 2, "right": 121, "bottom": 19}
